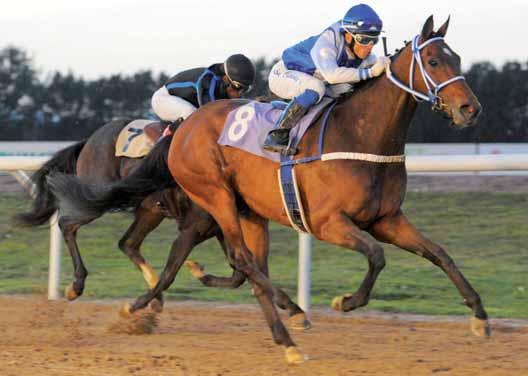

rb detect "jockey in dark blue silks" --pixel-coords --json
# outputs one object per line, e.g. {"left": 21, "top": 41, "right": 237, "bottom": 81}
{"left": 151, "top": 54, "right": 256, "bottom": 127}
{"left": 263, "top": 4, "right": 391, "bottom": 155}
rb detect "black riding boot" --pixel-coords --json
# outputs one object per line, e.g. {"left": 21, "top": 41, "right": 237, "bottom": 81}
{"left": 263, "top": 101, "right": 308, "bottom": 155}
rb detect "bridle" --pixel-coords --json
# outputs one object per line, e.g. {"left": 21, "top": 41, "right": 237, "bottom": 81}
{"left": 386, "top": 35, "right": 465, "bottom": 112}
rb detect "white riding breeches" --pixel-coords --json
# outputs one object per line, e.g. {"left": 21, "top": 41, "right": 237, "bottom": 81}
{"left": 151, "top": 86, "right": 196, "bottom": 122}
{"left": 268, "top": 60, "right": 326, "bottom": 102}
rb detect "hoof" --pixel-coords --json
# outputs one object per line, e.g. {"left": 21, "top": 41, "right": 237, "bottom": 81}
{"left": 285, "top": 346, "right": 307, "bottom": 364}
{"left": 331, "top": 294, "right": 351, "bottom": 312}
{"left": 149, "top": 299, "right": 164, "bottom": 313}
{"left": 118, "top": 303, "right": 133, "bottom": 319}
{"left": 470, "top": 317, "right": 491, "bottom": 337}
{"left": 288, "top": 313, "right": 312, "bottom": 331}
{"left": 184, "top": 260, "right": 206, "bottom": 279}
{"left": 64, "top": 283, "right": 79, "bottom": 301}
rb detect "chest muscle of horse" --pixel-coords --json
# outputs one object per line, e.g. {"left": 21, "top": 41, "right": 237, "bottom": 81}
{"left": 332, "top": 162, "right": 406, "bottom": 222}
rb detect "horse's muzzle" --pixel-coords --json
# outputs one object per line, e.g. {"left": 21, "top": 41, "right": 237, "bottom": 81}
{"left": 453, "top": 101, "right": 482, "bottom": 127}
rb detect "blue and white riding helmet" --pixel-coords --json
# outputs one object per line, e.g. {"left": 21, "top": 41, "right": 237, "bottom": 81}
{"left": 341, "top": 4, "right": 383, "bottom": 35}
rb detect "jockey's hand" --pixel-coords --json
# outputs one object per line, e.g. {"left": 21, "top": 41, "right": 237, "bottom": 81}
{"left": 371, "top": 56, "right": 391, "bottom": 77}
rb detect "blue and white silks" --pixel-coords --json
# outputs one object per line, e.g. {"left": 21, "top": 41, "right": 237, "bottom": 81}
{"left": 282, "top": 21, "right": 377, "bottom": 85}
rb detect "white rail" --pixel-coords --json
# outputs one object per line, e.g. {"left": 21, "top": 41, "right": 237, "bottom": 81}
{"left": 0, "top": 156, "right": 50, "bottom": 171}
{"left": 1, "top": 154, "right": 527, "bottom": 304}
{"left": 0, "top": 156, "right": 62, "bottom": 300}
{"left": 406, "top": 154, "right": 528, "bottom": 172}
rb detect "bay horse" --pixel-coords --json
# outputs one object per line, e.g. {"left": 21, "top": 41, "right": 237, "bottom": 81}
{"left": 169, "top": 16, "right": 489, "bottom": 362}
{"left": 17, "top": 120, "right": 309, "bottom": 327}
{"left": 49, "top": 16, "right": 489, "bottom": 363}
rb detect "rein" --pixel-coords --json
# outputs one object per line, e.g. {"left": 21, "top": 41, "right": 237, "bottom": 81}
{"left": 277, "top": 34, "right": 464, "bottom": 233}
{"left": 386, "top": 35, "right": 465, "bottom": 111}
{"left": 282, "top": 35, "right": 466, "bottom": 167}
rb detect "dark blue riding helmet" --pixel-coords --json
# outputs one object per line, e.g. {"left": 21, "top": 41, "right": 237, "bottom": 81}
{"left": 341, "top": 4, "right": 383, "bottom": 35}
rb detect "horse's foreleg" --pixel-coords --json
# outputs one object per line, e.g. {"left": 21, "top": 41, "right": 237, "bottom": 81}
{"left": 118, "top": 198, "right": 165, "bottom": 311}
{"left": 320, "top": 212, "right": 386, "bottom": 312}
{"left": 186, "top": 218, "right": 310, "bottom": 328}
{"left": 185, "top": 233, "right": 247, "bottom": 288}
{"left": 127, "top": 207, "right": 218, "bottom": 313}
{"left": 187, "top": 214, "right": 310, "bottom": 330}
{"left": 370, "top": 210, "right": 490, "bottom": 337}
{"left": 59, "top": 215, "right": 94, "bottom": 300}
{"left": 186, "top": 261, "right": 247, "bottom": 287}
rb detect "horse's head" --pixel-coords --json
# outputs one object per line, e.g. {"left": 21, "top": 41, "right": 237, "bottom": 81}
{"left": 389, "top": 16, "right": 482, "bottom": 127}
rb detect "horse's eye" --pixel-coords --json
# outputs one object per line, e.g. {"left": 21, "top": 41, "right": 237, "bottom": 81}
{"left": 428, "top": 59, "right": 439, "bottom": 67}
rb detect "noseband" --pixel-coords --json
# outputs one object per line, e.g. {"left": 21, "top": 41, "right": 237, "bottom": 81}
{"left": 386, "top": 35, "right": 465, "bottom": 112}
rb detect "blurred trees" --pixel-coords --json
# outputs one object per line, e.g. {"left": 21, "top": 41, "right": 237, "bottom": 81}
{"left": 0, "top": 45, "right": 527, "bottom": 142}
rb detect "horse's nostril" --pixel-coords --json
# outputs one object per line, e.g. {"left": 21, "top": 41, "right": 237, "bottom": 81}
{"left": 460, "top": 104, "right": 472, "bottom": 114}
{"left": 460, "top": 104, "right": 480, "bottom": 120}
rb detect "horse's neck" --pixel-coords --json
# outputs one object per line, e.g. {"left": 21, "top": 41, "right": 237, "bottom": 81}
{"left": 329, "top": 48, "right": 417, "bottom": 156}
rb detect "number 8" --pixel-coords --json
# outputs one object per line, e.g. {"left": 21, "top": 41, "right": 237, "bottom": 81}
{"left": 228, "top": 106, "right": 255, "bottom": 142}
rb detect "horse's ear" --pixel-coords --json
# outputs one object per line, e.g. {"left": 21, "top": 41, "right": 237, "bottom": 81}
{"left": 436, "top": 16, "right": 450, "bottom": 37}
{"left": 421, "top": 15, "right": 435, "bottom": 40}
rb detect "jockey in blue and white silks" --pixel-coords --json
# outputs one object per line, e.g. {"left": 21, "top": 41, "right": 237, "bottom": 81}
{"left": 263, "top": 4, "right": 391, "bottom": 155}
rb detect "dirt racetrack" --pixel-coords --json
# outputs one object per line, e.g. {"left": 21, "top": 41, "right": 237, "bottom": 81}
{"left": 0, "top": 296, "right": 526, "bottom": 376}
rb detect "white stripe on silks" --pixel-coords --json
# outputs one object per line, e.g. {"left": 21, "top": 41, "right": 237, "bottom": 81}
{"left": 321, "top": 152, "right": 406, "bottom": 163}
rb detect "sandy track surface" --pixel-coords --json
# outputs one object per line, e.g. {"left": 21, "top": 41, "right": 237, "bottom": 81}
{"left": 0, "top": 296, "right": 526, "bottom": 376}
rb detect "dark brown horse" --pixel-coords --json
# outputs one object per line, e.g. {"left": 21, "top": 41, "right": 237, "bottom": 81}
{"left": 18, "top": 120, "right": 309, "bottom": 328}
{"left": 49, "top": 16, "right": 489, "bottom": 363}
{"left": 15, "top": 120, "right": 178, "bottom": 309}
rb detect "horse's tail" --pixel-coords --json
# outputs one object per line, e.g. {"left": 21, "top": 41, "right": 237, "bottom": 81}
{"left": 48, "top": 135, "right": 176, "bottom": 219}
{"left": 14, "top": 140, "right": 87, "bottom": 226}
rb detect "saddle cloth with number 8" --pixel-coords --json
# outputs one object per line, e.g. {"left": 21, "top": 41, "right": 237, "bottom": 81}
{"left": 218, "top": 98, "right": 333, "bottom": 163}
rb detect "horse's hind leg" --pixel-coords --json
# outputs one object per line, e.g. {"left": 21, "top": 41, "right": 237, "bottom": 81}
{"left": 179, "top": 182, "right": 304, "bottom": 363}
{"left": 187, "top": 217, "right": 311, "bottom": 330}
{"left": 118, "top": 196, "right": 165, "bottom": 311}
{"left": 59, "top": 215, "right": 95, "bottom": 300}
{"left": 319, "top": 212, "right": 386, "bottom": 313}
{"left": 240, "top": 213, "right": 311, "bottom": 331}
{"left": 370, "top": 211, "right": 490, "bottom": 337}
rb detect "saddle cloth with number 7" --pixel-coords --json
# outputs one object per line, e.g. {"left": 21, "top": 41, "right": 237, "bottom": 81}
{"left": 218, "top": 98, "right": 333, "bottom": 163}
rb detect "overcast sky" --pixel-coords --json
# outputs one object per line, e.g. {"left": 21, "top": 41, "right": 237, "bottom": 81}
{"left": 2, "top": 0, "right": 526, "bottom": 79}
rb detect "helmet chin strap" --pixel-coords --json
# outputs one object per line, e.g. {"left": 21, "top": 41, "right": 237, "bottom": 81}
{"left": 343, "top": 31, "right": 354, "bottom": 49}
{"left": 223, "top": 62, "right": 232, "bottom": 83}
{"left": 223, "top": 61, "right": 246, "bottom": 88}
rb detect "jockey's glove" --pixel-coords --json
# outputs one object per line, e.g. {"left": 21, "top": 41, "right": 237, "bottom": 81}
{"left": 371, "top": 56, "right": 391, "bottom": 77}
